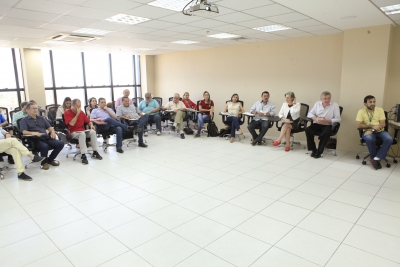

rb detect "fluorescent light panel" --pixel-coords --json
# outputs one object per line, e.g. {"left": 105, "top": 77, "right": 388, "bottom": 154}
{"left": 148, "top": 0, "right": 189, "bottom": 12}
{"left": 171, "top": 40, "right": 199, "bottom": 44}
{"left": 44, "top": 40, "right": 76, "bottom": 45}
{"left": 105, "top": 14, "right": 150, "bottom": 25}
{"left": 74, "top": 28, "right": 110, "bottom": 35}
{"left": 207, "top": 33, "right": 240, "bottom": 39}
{"left": 380, "top": 4, "right": 400, "bottom": 15}
{"left": 253, "top": 25, "right": 291, "bottom": 33}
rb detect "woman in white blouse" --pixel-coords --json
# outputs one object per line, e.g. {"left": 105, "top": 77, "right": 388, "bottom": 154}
{"left": 273, "top": 92, "right": 301, "bottom": 151}
{"left": 56, "top": 97, "right": 71, "bottom": 118}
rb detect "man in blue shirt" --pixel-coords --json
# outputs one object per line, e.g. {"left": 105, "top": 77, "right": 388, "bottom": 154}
{"left": 138, "top": 93, "right": 161, "bottom": 136}
{"left": 90, "top": 98, "right": 135, "bottom": 153}
{"left": 19, "top": 102, "right": 64, "bottom": 170}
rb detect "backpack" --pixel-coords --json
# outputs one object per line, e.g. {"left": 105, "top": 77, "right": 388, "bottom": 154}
{"left": 325, "top": 138, "right": 337, "bottom": 149}
{"left": 184, "top": 127, "right": 194, "bottom": 135}
{"left": 207, "top": 121, "right": 219, "bottom": 137}
{"left": 218, "top": 128, "right": 229, "bottom": 137}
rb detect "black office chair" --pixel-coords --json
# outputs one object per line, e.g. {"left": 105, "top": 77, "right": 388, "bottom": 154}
{"left": 247, "top": 115, "right": 276, "bottom": 145}
{"left": 10, "top": 107, "right": 21, "bottom": 123}
{"left": 0, "top": 107, "right": 12, "bottom": 131}
{"left": 356, "top": 111, "right": 398, "bottom": 167}
{"left": 0, "top": 152, "right": 11, "bottom": 180}
{"left": 144, "top": 97, "right": 163, "bottom": 134}
{"left": 220, "top": 100, "right": 245, "bottom": 140}
{"left": 47, "top": 106, "right": 59, "bottom": 125}
{"left": 304, "top": 106, "right": 343, "bottom": 156}
{"left": 132, "top": 97, "right": 143, "bottom": 108}
{"left": 196, "top": 100, "right": 214, "bottom": 135}
{"left": 276, "top": 103, "right": 310, "bottom": 150}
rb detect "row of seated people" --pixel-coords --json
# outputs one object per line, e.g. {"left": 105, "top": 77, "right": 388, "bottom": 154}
{"left": 0, "top": 91, "right": 394, "bottom": 182}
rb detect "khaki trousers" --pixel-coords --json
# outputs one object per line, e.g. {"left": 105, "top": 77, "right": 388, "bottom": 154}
{"left": 171, "top": 110, "right": 186, "bottom": 131}
{"left": 0, "top": 138, "right": 30, "bottom": 173}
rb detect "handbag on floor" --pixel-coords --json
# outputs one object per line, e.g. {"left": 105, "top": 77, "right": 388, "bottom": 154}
{"left": 207, "top": 120, "right": 219, "bottom": 137}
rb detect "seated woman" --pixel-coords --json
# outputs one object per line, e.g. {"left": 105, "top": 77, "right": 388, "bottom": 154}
{"left": 223, "top": 93, "right": 244, "bottom": 143}
{"left": 56, "top": 97, "right": 71, "bottom": 118}
{"left": 182, "top": 92, "right": 197, "bottom": 129}
{"left": 86, "top": 97, "right": 98, "bottom": 117}
{"left": 194, "top": 91, "right": 214, "bottom": 138}
{"left": 273, "top": 92, "right": 301, "bottom": 151}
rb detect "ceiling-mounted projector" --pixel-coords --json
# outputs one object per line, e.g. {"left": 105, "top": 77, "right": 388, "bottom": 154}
{"left": 182, "top": 0, "right": 219, "bottom": 18}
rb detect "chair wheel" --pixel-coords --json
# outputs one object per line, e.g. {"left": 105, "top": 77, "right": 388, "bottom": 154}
{"left": 387, "top": 164, "right": 391, "bottom": 168}
{"left": 362, "top": 161, "right": 366, "bottom": 165}
{"left": 394, "top": 160, "right": 398, "bottom": 163}
{"left": 356, "top": 156, "right": 360, "bottom": 159}
{"left": 0, "top": 174, "right": 4, "bottom": 180}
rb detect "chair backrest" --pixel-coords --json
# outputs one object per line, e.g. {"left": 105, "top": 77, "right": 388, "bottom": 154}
{"left": 299, "top": 103, "right": 309, "bottom": 119}
{"left": 153, "top": 97, "right": 162, "bottom": 108}
{"left": 0, "top": 107, "right": 9, "bottom": 123}
{"left": 47, "top": 106, "right": 58, "bottom": 122}
{"left": 46, "top": 104, "right": 60, "bottom": 110}
{"left": 168, "top": 97, "right": 182, "bottom": 102}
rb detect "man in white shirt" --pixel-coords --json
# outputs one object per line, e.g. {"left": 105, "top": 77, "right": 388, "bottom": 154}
{"left": 306, "top": 91, "right": 341, "bottom": 158}
{"left": 163, "top": 93, "right": 187, "bottom": 139}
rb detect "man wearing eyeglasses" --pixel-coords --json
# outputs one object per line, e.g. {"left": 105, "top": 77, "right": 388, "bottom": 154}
{"left": 138, "top": 93, "right": 161, "bottom": 136}
{"left": 19, "top": 102, "right": 64, "bottom": 170}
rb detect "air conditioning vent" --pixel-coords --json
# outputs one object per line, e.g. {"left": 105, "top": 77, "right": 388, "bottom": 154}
{"left": 48, "top": 33, "right": 101, "bottom": 43}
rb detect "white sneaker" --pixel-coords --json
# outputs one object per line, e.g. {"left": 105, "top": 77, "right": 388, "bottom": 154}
{"left": 157, "top": 131, "right": 161, "bottom": 136}
{"left": 144, "top": 131, "right": 148, "bottom": 137}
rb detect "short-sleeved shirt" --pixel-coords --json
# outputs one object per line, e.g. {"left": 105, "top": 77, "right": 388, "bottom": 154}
{"left": 64, "top": 109, "right": 90, "bottom": 133}
{"left": 0, "top": 114, "right": 6, "bottom": 123}
{"left": 138, "top": 99, "right": 159, "bottom": 115}
{"left": 90, "top": 108, "right": 115, "bottom": 120}
{"left": 115, "top": 97, "right": 133, "bottom": 108}
{"left": 12, "top": 111, "right": 27, "bottom": 126}
{"left": 19, "top": 115, "right": 50, "bottom": 134}
{"left": 164, "top": 101, "right": 185, "bottom": 111}
{"left": 116, "top": 105, "right": 140, "bottom": 119}
{"left": 199, "top": 100, "right": 214, "bottom": 115}
{"left": 356, "top": 107, "right": 385, "bottom": 132}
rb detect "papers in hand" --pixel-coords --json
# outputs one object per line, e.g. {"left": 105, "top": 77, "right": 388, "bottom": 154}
{"left": 220, "top": 112, "right": 236, "bottom": 117}
{"left": 74, "top": 130, "right": 90, "bottom": 133}
{"left": 243, "top": 112, "right": 254, "bottom": 117}
{"left": 281, "top": 119, "right": 293, "bottom": 123}
{"left": 185, "top": 108, "right": 197, "bottom": 112}
{"left": 129, "top": 118, "right": 139, "bottom": 121}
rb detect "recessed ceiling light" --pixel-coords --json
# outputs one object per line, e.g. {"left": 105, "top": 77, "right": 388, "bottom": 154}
{"left": 171, "top": 40, "right": 199, "bottom": 44}
{"left": 148, "top": 0, "right": 189, "bottom": 12}
{"left": 44, "top": 40, "right": 76, "bottom": 45}
{"left": 207, "top": 33, "right": 240, "bottom": 39}
{"left": 253, "top": 25, "right": 291, "bottom": 33}
{"left": 380, "top": 4, "right": 400, "bottom": 15}
{"left": 105, "top": 14, "right": 150, "bottom": 25}
{"left": 74, "top": 28, "right": 111, "bottom": 35}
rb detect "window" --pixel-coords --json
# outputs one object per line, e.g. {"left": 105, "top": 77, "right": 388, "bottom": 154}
{"left": 52, "top": 50, "right": 83, "bottom": 87}
{"left": 45, "top": 90, "right": 54, "bottom": 106}
{"left": 112, "top": 53, "right": 134, "bottom": 85}
{"left": 113, "top": 87, "right": 134, "bottom": 101}
{"left": 0, "top": 91, "right": 19, "bottom": 112}
{"left": 86, "top": 88, "right": 112, "bottom": 104}
{"left": 0, "top": 48, "right": 17, "bottom": 89}
{"left": 56, "top": 89, "right": 85, "bottom": 105}
{"left": 41, "top": 50, "right": 53, "bottom": 88}
{"left": 84, "top": 52, "right": 110, "bottom": 87}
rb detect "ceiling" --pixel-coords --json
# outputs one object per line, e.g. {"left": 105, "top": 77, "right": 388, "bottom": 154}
{"left": 0, "top": 0, "right": 398, "bottom": 55}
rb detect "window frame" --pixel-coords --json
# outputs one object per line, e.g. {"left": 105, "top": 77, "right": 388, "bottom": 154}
{"left": 0, "top": 48, "right": 25, "bottom": 105}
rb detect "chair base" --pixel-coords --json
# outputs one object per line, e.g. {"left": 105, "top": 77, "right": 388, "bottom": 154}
{"left": 306, "top": 148, "right": 337, "bottom": 156}
{"left": 356, "top": 152, "right": 397, "bottom": 167}
{"left": 67, "top": 150, "right": 93, "bottom": 160}
{"left": 251, "top": 137, "right": 273, "bottom": 145}
{"left": 223, "top": 133, "right": 245, "bottom": 141}
{"left": 0, "top": 166, "right": 8, "bottom": 180}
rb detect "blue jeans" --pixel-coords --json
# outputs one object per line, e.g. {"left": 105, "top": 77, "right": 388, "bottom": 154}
{"left": 225, "top": 116, "right": 240, "bottom": 137}
{"left": 247, "top": 120, "right": 270, "bottom": 142}
{"left": 102, "top": 118, "right": 129, "bottom": 149}
{"left": 34, "top": 137, "right": 64, "bottom": 164}
{"left": 147, "top": 114, "right": 161, "bottom": 132}
{"left": 362, "top": 131, "right": 393, "bottom": 159}
{"left": 127, "top": 114, "right": 149, "bottom": 144}
{"left": 197, "top": 114, "right": 210, "bottom": 134}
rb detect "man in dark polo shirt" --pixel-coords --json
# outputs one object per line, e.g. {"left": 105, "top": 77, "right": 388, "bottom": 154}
{"left": 20, "top": 102, "right": 64, "bottom": 170}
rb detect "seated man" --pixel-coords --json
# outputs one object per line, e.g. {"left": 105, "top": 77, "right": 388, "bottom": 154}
{"left": 90, "top": 98, "right": 135, "bottom": 153}
{"left": 306, "top": 91, "right": 341, "bottom": 158}
{"left": 116, "top": 96, "right": 149, "bottom": 148}
{"left": 163, "top": 93, "right": 187, "bottom": 139}
{"left": 0, "top": 133, "right": 45, "bottom": 181}
{"left": 12, "top": 101, "right": 28, "bottom": 126}
{"left": 19, "top": 102, "right": 64, "bottom": 170}
{"left": 64, "top": 99, "right": 103, "bottom": 164}
{"left": 247, "top": 91, "right": 276, "bottom": 146}
{"left": 115, "top": 89, "right": 133, "bottom": 108}
{"left": 356, "top": 95, "right": 393, "bottom": 170}
{"left": 138, "top": 93, "right": 161, "bottom": 136}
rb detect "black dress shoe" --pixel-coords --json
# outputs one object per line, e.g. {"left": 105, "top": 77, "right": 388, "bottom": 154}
{"left": 371, "top": 159, "right": 380, "bottom": 170}
{"left": 92, "top": 151, "right": 103, "bottom": 160}
{"left": 116, "top": 148, "right": 124, "bottom": 153}
{"left": 32, "top": 155, "right": 45, "bottom": 163}
{"left": 313, "top": 153, "right": 322, "bottom": 159}
{"left": 180, "top": 133, "right": 185, "bottom": 139}
{"left": 127, "top": 126, "right": 135, "bottom": 131}
{"left": 138, "top": 143, "right": 148, "bottom": 148}
{"left": 310, "top": 150, "right": 317, "bottom": 157}
{"left": 251, "top": 140, "right": 257, "bottom": 146}
{"left": 81, "top": 155, "right": 88, "bottom": 165}
{"left": 171, "top": 125, "right": 176, "bottom": 131}
{"left": 18, "top": 172, "right": 32, "bottom": 181}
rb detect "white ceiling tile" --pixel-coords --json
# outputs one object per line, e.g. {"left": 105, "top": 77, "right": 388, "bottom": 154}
{"left": 243, "top": 4, "right": 293, "bottom": 18}
{"left": 272, "top": 29, "right": 306, "bottom": 36}
{"left": 237, "top": 19, "right": 276, "bottom": 28}
{"left": 1, "top": 0, "right": 23, "bottom": 7}
{"left": 0, "top": 17, "right": 45, "bottom": 28}
{"left": 299, "top": 24, "right": 336, "bottom": 32}
{"left": 247, "top": 32, "right": 285, "bottom": 40}
{"left": 16, "top": 0, "right": 76, "bottom": 14}
{"left": 66, "top": 7, "right": 116, "bottom": 20}
{"left": 211, "top": 6, "right": 237, "bottom": 17}
{"left": 52, "top": 15, "right": 99, "bottom": 27}
{"left": 164, "top": 24, "right": 201, "bottom": 33}
{"left": 146, "top": 29, "right": 181, "bottom": 37}
{"left": 40, "top": 23, "right": 80, "bottom": 32}
{"left": 168, "top": 33, "right": 199, "bottom": 40}
{"left": 139, "top": 20, "right": 179, "bottom": 29}
{"left": 312, "top": 29, "right": 342, "bottom": 35}
{"left": 106, "top": 31, "right": 143, "bottom": 38}
{"left": 0, "top": 5, "right": 11, "bottom": 16}
{"left": 230, "top": 28, "right": 263, "bottom": 36}
{"left": 0, "top": 25, "right": 56, "bottom": 38}
{"left": 214, "top": 11, "right": 258, "bottom": 23}
{"left": 389, "top": 13, "right": 400, "bottom": 20}
{"left": 50, "top": 0, "right": 87, "bottom": 4}
{"left": 6, "top": 8, "right": 60, "bottom": 22}
{"left": 216, "top": 0, "right": 274, "bottom": 11}
{"left": 130, "top": 0, "right": 154, "bottom": 3}
{"left": 120, "top": 25, "right": 158, "bottom": 34}
{"left": 284, "top": 19, "right": 323, "bottom": 28}
{"left": 187, "top": 19, "right": 227, "bottom": 28}
{"left": 81, "top": 0, "right": 142, "bottom": 13}
{"left": 159, "top": 13, "right": 204, "bottom": 24}
{"left": 126, "top": 5, "right": 176, "bottom": 19}
{"left": 287, "top": 32, "right": 315, "bottom": 38}
{"left": 371, "top": 0, "right": 400, "bottom": 7}
{"left": 267, "top": 12, "right": 310, "bottom": 23}
{"left": 86, "top": 20, "right": 129, "bottom": 31}
{"left": 211, "top": 24, "right": 247, "bottom": 32}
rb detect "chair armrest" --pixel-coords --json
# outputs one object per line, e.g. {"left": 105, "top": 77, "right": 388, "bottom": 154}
{"left": 331, "top": 122, "right": 341, "bottom": 135}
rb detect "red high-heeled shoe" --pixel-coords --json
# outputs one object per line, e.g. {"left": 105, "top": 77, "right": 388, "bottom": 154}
{"left": 285, "top": 146, "right": 290, "bottom": 152}
{"left": 273, "top": 141, "right": 281, "bottom": 146}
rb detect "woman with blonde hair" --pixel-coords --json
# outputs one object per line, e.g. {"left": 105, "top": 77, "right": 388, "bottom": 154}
{"left": 273, "top": 91, "right": 301, "bottom": 151}
{"left": 56, "top": 97, "right": 71, "bottom": 117}
{"left": 194, "top": 91, "right": 214, "bottom": 138}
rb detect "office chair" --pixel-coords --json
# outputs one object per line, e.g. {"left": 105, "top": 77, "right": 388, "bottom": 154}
{"left": 304, "top": 106, "right": 343, "bottom": 156}
{"left": 47, "top": 106, "right": 59, "bottom": 125}
{"left": 144, "top": 96, "right": 163, "bottom": 134}
{"left": 0, "top": 152, "right": 10, "bottom": 180}
{"left": 356, "top": 111, "right": 398, "bottom": 167}
{"left": 196, "top": 100, "right": 214, "bottom": 135}
{"left": 0, "top": 107, "right": 13, "bottom": 131}
{"left": 276, "top": 103, "right": 309, "bottom": 150}
{"left": 220, "top": 100, "right": 245, "bottom": 140}
{"left": 132, "top": 97, "right": 143, "bottom": 108}
{"left": 9, "top": 107, "right": 21, "bottom": 123}
{"left": 247, "top": 115, "right": 276, "bottom": 145}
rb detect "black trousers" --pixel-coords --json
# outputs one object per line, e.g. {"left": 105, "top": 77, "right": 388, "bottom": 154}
{"left": 305, "top": 124, "right": 332, "bottom": 154}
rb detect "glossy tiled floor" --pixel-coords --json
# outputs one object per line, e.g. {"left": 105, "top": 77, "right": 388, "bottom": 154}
{"left": 1, "top": 133, "right": 400, "bottom": 267}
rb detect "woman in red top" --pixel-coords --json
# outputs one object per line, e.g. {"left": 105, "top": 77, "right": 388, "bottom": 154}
{"left": 195, "top": 91, "right": 214, "bottom": 137}
{"left": 182, "top": 92, "right": 197, "bottom": 130}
